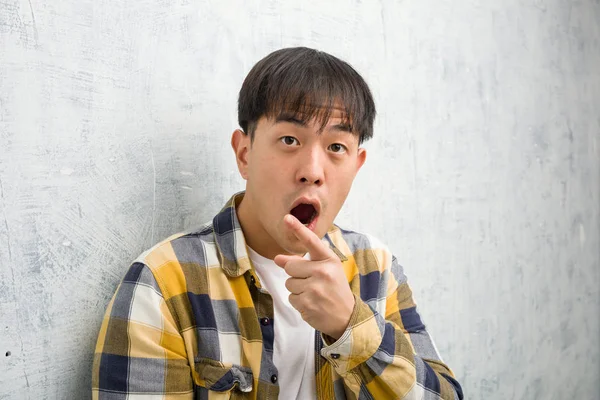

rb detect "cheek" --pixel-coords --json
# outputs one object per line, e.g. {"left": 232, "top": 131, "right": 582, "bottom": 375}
{"left": 333, "top": 165, "right": 356, "bottom": 190}
{"left": 326, "top": 167, "right": 355, "bottom": 209}
{"left": 258, "top": 154, "right": 285, "bottom": 178}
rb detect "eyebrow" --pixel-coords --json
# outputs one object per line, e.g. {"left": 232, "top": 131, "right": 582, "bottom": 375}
{"left": 274, "top": 113, "right": 354, "bottom": 133}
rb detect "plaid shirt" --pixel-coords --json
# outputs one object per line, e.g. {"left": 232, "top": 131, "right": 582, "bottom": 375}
{"left": 92, "top": 192, "right": 463, "bottom": 399}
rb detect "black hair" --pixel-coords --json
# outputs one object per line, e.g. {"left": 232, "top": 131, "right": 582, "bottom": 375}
{"left": 237, "top": 47, "right": 376, "bottom": 144}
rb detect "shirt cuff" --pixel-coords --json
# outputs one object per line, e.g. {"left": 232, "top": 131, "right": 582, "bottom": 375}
{"left": 319, "top": 295, "right": 385, "bottom": 375}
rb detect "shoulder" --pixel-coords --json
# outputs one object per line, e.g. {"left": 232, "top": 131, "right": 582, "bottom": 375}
{"left": 130, "top": 221, "right": 218, "bottom": 297}
{"left": 134, "top": 222, "right": 215, "bottom": 267}
{"left": 327, "top": 224, "right": 393, "bottom": 273}
{"left": 328, "top": 224, "right": 389, "bottom": 253}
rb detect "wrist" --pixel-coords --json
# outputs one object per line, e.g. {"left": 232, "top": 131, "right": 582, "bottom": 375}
{"left": 327, "top": 295, "right": 355, "bottom": 340}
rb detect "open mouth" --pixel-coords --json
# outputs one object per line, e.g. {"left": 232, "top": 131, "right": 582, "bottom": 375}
{"left": 290, "top": 203, "right": 318, "bottom": 228}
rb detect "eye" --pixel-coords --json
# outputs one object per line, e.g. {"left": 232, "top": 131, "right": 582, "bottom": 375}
{"left": 328, "top": 143, "right": 347, "bottom": 153}
{"left": 280, "top": 136, "right": 299, "bottom": 146}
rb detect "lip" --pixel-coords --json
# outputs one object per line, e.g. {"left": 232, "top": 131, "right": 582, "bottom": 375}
{"left": 289, "top": 196, "right": 322, "bottom": 217}
{"left": 289, "top": 196, "right": 321, "bottom": 230}
{"left": 305, "top": 214, "right": 319, "bottom": 232}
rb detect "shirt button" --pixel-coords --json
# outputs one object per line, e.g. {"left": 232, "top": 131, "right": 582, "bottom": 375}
{"left": 250, "top": 276, "right": 256, "bottom": 285}
{"left": 331, "top": 353, "right": 340, "bottom": 359}
{"left": 270, "top": 374, "right": 278, "bottom": 384}
{"left": 260, "top": 317, "right": 270, "bottom": 326}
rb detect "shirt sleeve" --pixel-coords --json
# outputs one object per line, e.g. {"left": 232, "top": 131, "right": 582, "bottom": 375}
{"left": 91, "top": 262, "right": 194, "bottom": 399}
{"left": 320, "top": 254, "right": 464, "bottom": 400}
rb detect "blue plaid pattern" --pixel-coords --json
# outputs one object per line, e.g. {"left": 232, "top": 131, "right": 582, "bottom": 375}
{"left": 92, "top": 192, "right": 463, "bottom": 399}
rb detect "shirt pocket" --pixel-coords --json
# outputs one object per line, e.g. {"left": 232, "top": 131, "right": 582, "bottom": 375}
{"left": 194, "top": 357, "right": 253, "bottom": 399}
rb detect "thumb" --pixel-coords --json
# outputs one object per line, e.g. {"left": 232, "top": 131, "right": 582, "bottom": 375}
{"left": 273, "top": 254, "right": 299, "bottom": 269}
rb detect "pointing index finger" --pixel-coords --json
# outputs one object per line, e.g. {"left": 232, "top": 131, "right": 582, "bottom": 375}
{"left": 284, "top": 214, "right": 332, "bottom": 261}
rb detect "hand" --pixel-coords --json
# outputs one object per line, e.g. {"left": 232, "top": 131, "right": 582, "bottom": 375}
{"left": 273, "top": 214, "right": 355, "bottom": 340}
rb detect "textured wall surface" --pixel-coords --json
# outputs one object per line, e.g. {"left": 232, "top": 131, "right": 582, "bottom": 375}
{"left": 1, "top": 0, "right": 599, "bottom": 398}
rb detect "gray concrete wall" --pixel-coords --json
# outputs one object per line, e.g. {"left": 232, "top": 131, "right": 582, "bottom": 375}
{"left": 1, "top": 0, "right": 598, "bottom": 398}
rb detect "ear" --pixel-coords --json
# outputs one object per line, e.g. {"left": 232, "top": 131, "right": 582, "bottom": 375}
{"left": 355, "top": 147, "right": 367, "bottom": 173}
{"left": 231, "top": 129, "right": 251, "bottom": 180}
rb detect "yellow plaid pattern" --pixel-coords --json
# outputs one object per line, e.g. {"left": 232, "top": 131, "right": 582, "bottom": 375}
{"left": 92, "top": 192, "right": 463, "bottom": 399}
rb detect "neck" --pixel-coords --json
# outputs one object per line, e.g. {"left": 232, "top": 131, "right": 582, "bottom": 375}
{"left": 236, "top": 191, "right": 287, "bottom": 260}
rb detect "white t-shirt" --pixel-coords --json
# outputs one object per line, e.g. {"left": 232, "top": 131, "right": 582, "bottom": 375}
{"left": 247, "top": 247, "right": 317, "bottom": 400}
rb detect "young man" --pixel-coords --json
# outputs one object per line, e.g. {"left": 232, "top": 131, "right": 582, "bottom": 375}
{"left": 92, "top": 47, "right": 463, "bottom": 399}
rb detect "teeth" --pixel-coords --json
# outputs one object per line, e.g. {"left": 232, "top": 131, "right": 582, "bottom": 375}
{"left": 303, "top": 211, "right": 317, "bottom": 227}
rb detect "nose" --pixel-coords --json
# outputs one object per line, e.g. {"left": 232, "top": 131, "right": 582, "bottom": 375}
{"left": 296, "top": 147, "right": 324, "bottom": 186}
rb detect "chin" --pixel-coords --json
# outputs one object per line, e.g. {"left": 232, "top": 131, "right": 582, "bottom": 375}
{"left": 284, "top": 243, "right": 307, "bottom": 256}
{"left": 280, "top": 238, "right": 310, "bottom": 256}
{"left": 312, "top": 223, "right": 327, "bottom": 240}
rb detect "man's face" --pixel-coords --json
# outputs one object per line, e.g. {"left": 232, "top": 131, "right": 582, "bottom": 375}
{"left": 232, "top": 110, "right": 367, "bottom": 258}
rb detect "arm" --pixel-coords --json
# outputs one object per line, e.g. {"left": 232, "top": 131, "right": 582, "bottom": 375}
{"left": 320, "top": 255, "right": 464, "bottom": 400}
{"left": 92, "top": 262, "right": 194, "bottom": 399}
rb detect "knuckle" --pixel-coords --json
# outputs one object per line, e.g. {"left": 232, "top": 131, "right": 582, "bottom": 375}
{"left": 285, "top": 264, "right": 296, "bottom": 276}
{"left": 311, "top": 287, "right": 325, "bottom": 299}
{"left": 316, "top": 266, "right": 333, "bottom": 281}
